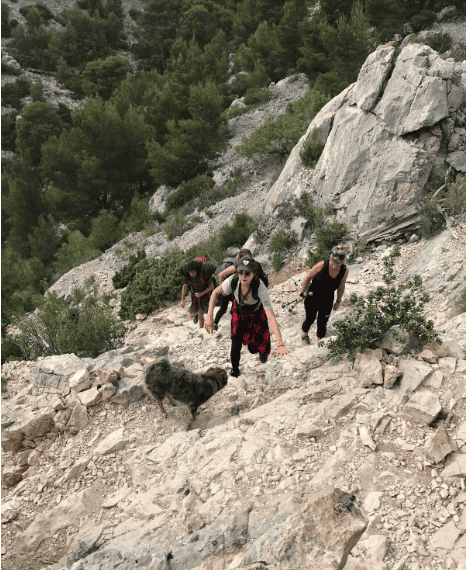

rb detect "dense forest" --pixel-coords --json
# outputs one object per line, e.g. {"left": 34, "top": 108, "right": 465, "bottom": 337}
{"left": 1, "top": 0, "right": 465, "bottom": 328}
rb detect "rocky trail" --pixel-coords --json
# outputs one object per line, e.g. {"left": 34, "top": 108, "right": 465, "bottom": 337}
{"left": 2, "top": 222, "right": 466, "bottom": 570}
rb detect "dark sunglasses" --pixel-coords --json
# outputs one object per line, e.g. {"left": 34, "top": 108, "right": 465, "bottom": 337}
{"left": 331, "top": 253, "right": 345, "bottom": 262}
{"left": 238, "top": 270, "right": 251, "bottom": 276}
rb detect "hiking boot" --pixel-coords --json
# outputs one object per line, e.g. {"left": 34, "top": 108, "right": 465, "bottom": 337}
{"left": 259, "top": 353, "right": 268, "bottom": 364}
{"left": 192, "top": 315, "right": 198, "bottom": 324}
{"left": 229, "top": 368, "right": 241, "bottom": 378}
{"left": 213, "top": 323, "right": 218, "bottom": 331}
{"left": 301, "top": 335, "right": 310, "bottom": 346}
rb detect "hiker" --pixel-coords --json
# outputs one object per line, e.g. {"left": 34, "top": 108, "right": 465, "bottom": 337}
{"left": 296, "top": 246, "right": 348, "bottom": 344}
{"left": 213, "top": 248, "right": 253, "bottom": 331}
{"left": 180, "top": 258, "right": 216, "bottom": 329}
{"left": 205, "top": 257, "right": 290, "bottom": 377}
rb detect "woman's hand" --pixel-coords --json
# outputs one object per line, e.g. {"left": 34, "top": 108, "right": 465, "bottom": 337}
{"left": 276, "top": 345, "right": 290, "bottom": 357}
{"left": 296, "top": 295, "right": 303, "bottom": 303}
{"left": 195, "top": 292, "right": 202, "bottom": 298}
{"left": 180, "top": 299, "right": 185, "bottom": 308}
{"left": 204, "top": 314, "right": 214, "bottom": 333}
{"left": 333, "top": 300, "right": 341, "bottom": 310}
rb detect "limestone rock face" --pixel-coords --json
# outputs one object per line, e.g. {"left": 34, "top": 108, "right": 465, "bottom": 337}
{"left": 1, "top": 406, "right": 56, "bottom": 453}
{"left": 350, "top": 45, "right": 396, "bottom": 111}
{"left": 374, "top": 45, "right": 452, "bottom": 135}
{"left": 247, "top": 489, "right": 368, "bottom": 570}
{"left": 263, "top": 43, "right": 465, "bottom": 231}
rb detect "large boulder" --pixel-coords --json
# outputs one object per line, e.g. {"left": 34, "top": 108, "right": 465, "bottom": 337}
{"left": 262, "top": 43, "right": 465, "bottom": 232}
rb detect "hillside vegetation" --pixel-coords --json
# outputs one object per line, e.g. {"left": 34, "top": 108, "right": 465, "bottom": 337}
{"left": 1, "top": 0, "right": 465, "bottom": 334}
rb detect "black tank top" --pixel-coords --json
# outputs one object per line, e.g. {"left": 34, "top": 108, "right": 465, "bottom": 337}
{"left": 308, "top": 259, "right": 346, "bottom": 298}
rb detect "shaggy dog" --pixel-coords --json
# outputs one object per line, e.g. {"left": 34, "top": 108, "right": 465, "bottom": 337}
{"left": 143, "top": 358, "right": 228, "bottom": 425}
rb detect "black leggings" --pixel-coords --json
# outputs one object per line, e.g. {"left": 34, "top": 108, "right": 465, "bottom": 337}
{"left": 302, "top": 293, "right": 334, "bottom": 339}
{"left": 214, "top": 293, "right": 232, "bottom": 325}
{"left": 230, "top": 332, "right": 271, "bottom": 371}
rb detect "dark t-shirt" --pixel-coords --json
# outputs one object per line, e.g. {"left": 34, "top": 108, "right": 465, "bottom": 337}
{"left": 184, "top": 273, "right": 215, "bottom": 293}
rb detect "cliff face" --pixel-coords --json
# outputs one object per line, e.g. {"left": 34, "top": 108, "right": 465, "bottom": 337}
{"left": 263, "top": 43, "right": 466, "bottom": 234}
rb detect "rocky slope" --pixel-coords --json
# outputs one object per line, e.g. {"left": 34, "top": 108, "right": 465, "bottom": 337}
{"left": 2, "top": 13, "right": 466, "bottom": 569}
{"left": 2, "top": 221, "right": 466, "bottom": 570}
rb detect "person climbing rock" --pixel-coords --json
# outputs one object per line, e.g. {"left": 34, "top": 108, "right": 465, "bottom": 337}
{"left": 180, "top": 258, "right": 216, "bottom": 329}
{"left": 205, "top": 256, "right": 289, "bottom": 377}
{"left": 296, "top": 246, "right": 348, "bottom": 344}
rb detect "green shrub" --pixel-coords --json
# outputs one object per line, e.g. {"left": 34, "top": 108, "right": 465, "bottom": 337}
{"left": 19, "top": 3, "right": 54, "bottom": 24}
{"left": 2, "top": 4, "right": 13, "bottom": 37}
{"left": 119, "top": 250, "right": 191, "bottom": 319}
{"left": 444, "top": 177, "right": 466, "bottom": 216}
{"left": 13, "top": 287, "right": 129, "bottom": 360}
{"left": 422, "top": 32, "right": 453, "bottom": 53}
{"left": 307, "top": 221, "right": 347, "bottom": 267}
{"left": 165, "top": 175, "right": 215, "bottom": 212}
{"left": 113, "top": 214, "right": 259, "bottom": 319}
{"left": 418, "top": 196, "right": 447, "bottom": 238}
{"left": 163, "top": 211, "right": 193, "bottom": 240}
{"left": 10, "top": 18, "right": 55, "bottom": 71}
{"left": 1, "top": 77, "right": 31, "bottom": 109}
{"left": 1, "top": 335, "right": 24, "bottom": 365}
{"left": 224, "top": 103, "right": 253, "bottom": 120}
{"left": 2, "top": 62, "right": 21, "bottom": 76}
{"left": 300, "top": 129, "right": 324, "bottom": 168}
{"left": 122, "top": 197, "right": 157, "bottom": 234}
{"left": 236, "top": 88, "right": 330, "bottom": 158}
{"left": 153, "top": 210, "right": 167, "bottom": 224}
{"left": 88, "top": 209, "right": 125, "bottom": 251}
{"left": 243, "top": 87, "right": 271, "bottom": 106}
{"left": 411, "top": 9, "right": 436, "bottom": 32}
{"left": 1, "top": 377, "right": 8, "bottom": 392}
{"left": 272, "top": 253, "right": 283, "bottom": 272}
{"left": 215, "top": 213, "right": 257, "bottom": 252}
{"left": 326, "top": 246, "right": 439, "bottom": 360}
{"left": 205, "top": 210, "right": 214, "bottom": 218}
{"left": 460, "top": 285, "right": 466, "bottom": 313}
{"left": 352, "top": 239, "right": 370, "bottom": 258}
{"left": 112, "top": 249, "right": 147, "bottom": 289}
{"left": 53, "top": 230, "right": 101, "bottom": 279}
{"left": 2, "top": 115, "right": 17, "bottom": 152}
{"left": 270, "top": 231, "right": 298, "bottom": 253}
{"left": 129, "top": 8, "right": 142, "bottom": 21}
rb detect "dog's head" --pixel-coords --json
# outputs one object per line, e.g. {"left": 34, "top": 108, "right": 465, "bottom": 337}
{"left": 204, "top": 367, "right": 228, "bottom": 391}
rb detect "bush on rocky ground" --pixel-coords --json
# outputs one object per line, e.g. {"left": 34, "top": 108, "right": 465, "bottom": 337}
{"left": 326, "top": 246, "right": 440, "bottom": 360}
{"left": 300, "top": 129, "right": 324, "bottom": 168}
{"left": 11, "top": 287, "right": 129, "bottom": 360}
{"left": 236, "top": 88, "right": 330, "bottom": 158}
{"left": 112, "top": 249, "right": 147, "bottom": 289}
{"left": 1, "top": 77, "right": 31, "bottom": 110}
{"left": 119, "top": 250, "right": 191, "bottom": 320}
{"left": 418, "top": 176, "right": 466, "bottom": 238}
{"left": 118, "top": 214, "right": 257, "bottom": 319}
{"left": 461, "top": 286, "right": 466, "bottom": 313}
{"left": 270, "top": 231, "right": 298, "bottom": 270}
{"left": 165, "top": 175, "right": 215, "bottom": 213}
{"left": 307, "top": 221, "right": 348, "bottom": 268}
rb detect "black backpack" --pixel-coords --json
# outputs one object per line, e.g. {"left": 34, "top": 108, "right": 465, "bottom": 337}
{"left": 180, "top": 259, "right": 217, "bottom": 288}
{"left": 219, "top": 257, "right": 237, "bottom": 273}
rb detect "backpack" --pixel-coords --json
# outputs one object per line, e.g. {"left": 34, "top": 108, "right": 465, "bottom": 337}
{"left": 180, "top": 259, "right": 217, "bottom": 288}
{"left": 219, "top": 257, "right": 237, "bottom": 273}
